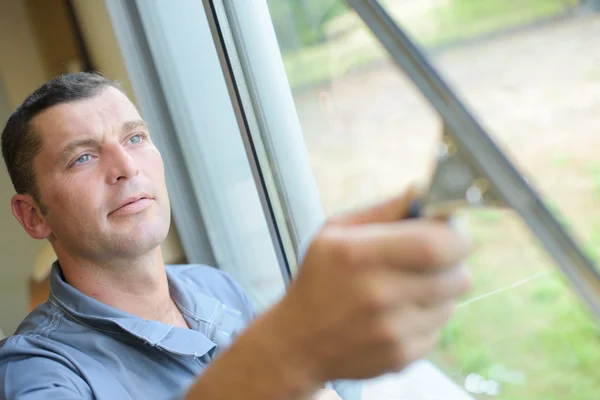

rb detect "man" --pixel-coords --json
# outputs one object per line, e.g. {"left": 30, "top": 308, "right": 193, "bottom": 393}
{"left": 0, "top": 72, "right": 471, "bottom": 399}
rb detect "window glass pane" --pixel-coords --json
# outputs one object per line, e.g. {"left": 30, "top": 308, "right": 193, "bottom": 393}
{"left": 266, "top": 0, "right": 599, "bottom": 398}
{"left": 430, "top": 209, "right": 599, "bottom": 399}
{"left": 112, "top": 0, "right": 288, "bottom": 313}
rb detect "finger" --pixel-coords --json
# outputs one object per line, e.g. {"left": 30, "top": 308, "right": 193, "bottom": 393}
{"left": 363, "top": 304, "right": 453, "bottom": 375}
{"left": 332, "top": 185, "right": 422, "bottom": 226}
{"left": 402, "top": 263, "right": 472, "bottom": 307}
{"left": 394, "top": 301, "right": 457, "bottom": 336}
{"left": 348, "top": 219, "right": 472, "bottom": 271}
{"left": 399, "top": 328, "right": 442, "bottom": 369}
{"left": 372, "top": 319, "right": 444, "bottom": 375}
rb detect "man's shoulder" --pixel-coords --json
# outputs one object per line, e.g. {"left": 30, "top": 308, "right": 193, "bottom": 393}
{"left": 3, "top": 300, "right": 63, "bottom": 341}
{"left": 1, "top": 332, "right": 51, "bottom": 355}
{"left": 0, "top": 301, "right": 74, "bottom": 357}
{"left": 166, "top": 264, "right": 257, "bottom": 321}
{"left": 0, "top": 332, "right": 94, "bottom": 399}
{"left": 0, "top": 327, "right": 74, "bottom": 369}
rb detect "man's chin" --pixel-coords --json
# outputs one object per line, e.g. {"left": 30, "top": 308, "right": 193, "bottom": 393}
{"left": 109, "top": 222, "right": 169, "bottom": 254}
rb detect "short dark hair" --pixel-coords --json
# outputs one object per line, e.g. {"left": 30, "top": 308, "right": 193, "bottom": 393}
{"left": 1, "top": 72, "right": 123, "bottom": 209}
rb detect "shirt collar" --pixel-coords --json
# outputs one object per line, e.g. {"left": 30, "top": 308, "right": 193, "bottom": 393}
{"left": 48, "top": 261, "right": 217, "bottom": 357}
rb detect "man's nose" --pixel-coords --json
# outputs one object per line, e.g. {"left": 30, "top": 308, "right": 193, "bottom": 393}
{"left": 106, "top": 145, "right": 139, "bottom": 184}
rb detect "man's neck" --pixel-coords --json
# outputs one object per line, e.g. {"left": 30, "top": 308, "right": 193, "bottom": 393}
{"left": 55, "top": 246, "right": 186, "bottom": 327}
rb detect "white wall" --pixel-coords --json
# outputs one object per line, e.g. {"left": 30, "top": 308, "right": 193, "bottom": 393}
{"left": 0, "top": 0, "right": 48, "bottom": 335}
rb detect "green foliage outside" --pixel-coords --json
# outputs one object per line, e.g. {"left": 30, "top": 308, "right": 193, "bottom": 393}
{"left": 587, "top": 162, "right": 600, "bottom": 199}
{"left": 426, "top": 160, "right": 600, "bottom": 399}
{"left": 266, "top": 1, "right": 600, "bottom": 398}
{"left": 428, "top": 0, "right": 580, "bottom": 44}
{"left": 269, "top": 0, "right": 578, "bottom": 89}
{"left": 267, "top": 0, "right": 348, "bottom": 54}
{"left": 430, "top": 211, "right": 600, "bottom": 400}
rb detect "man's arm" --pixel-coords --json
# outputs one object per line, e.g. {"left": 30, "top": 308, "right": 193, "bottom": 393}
{"left": 0, "top": 353, "right": 91, "bottom": 400}
{"left": 185, "top": 190, "right": 472, "bottom": 399}
{"left": 184, "top": 303, "right": 319, "bottom": 399}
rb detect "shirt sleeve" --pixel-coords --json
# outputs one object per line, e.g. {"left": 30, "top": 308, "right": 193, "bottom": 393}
{"left": 0, "top": 344, "right": 91, "bottom": 400}
{"left": 329, "top": 379, "right": 363, "bottom": 400}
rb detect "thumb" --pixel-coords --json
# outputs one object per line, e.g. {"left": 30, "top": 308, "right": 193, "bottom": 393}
{"left": 334, "top": 185, "right": 422, "bottom": 226}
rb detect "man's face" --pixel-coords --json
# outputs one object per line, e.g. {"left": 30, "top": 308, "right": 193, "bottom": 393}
{"left": 29, "top": 87, "right": 171, "bottom": 261}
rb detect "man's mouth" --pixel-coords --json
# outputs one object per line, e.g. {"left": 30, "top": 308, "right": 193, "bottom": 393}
{"left": 109, "top": 195, "right": 154, "bottom": 216}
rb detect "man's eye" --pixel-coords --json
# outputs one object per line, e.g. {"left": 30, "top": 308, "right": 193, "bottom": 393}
{"left": 73, "top": 154, "right": 92, "bottom": 165}
{"left": 128, "top": 134, "right": 145, "bottom": 144}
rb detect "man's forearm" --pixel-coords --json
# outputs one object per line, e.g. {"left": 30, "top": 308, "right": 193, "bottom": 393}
{"left": 185, "top": 303, "right": 320, "bottom": 400}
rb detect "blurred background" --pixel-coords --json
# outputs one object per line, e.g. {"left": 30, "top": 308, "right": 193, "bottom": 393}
{"left": 1, "top": 0, "right": 599, "bottom": 399}
{"left": 266, "top": 0, "right": 600, "bottom": 399}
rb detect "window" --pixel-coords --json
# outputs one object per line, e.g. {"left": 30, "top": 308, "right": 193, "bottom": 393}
{"left": 109, "top": 0, "right": 600, "bottom": 398}
{"left": 106, "top": 0, "right": 288, "bottom": 312}
{"left": 257, "top": 1, "right": 599, "bottom": 399}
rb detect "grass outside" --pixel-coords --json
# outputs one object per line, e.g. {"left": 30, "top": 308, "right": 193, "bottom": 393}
{"left": 282, "top": 0, "right": 576, "bottom": 90}
{"left": 425, "top": 159, "right": 600, "bottom": 399}
{"left": 278, "top": 3, "right": 600, "bottom": 398}
{"left": 430, "top": 209, "right": 600, "bottom": 400}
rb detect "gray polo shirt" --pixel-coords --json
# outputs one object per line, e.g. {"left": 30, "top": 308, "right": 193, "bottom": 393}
{"left": 0, "top": 263, "right": 360, "bottom": 400}
{"left": 0, "top": 263, "right": 255, "bottom": 399}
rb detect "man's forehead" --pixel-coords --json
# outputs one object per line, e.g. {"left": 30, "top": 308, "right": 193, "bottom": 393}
{"left": 32, "top": 88, "right": 140, "bottom": 145}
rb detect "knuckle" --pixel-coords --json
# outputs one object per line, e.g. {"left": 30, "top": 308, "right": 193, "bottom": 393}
{"left": 342, "top": 244, "right": 369, "bottom": 269}
{"left": 389, "top": 342, "right": 410, "bottom": 371}
{"left": 311, "top": 228, "right": 345, "bottom": 262}
{"left": 402, "top": 331, "right": 440, "bottom": 368}
{"left": 457, "top": 264, "right": 473, "bottom": 294}
{"left": 438, "top": 302, "right": 456, "bottom": 325}
{"left": 429, "top": 274, "right": 449, "bottom": 296}
{"left": 310, "top": 227, "right": 374, "bottom": 277}
{"left": 415, "top": 223, "right": 473, "bottom": 268}
{"left": 422, "top": 275, "right": 450, "bottom": 304}
{"left": 414, "top": 231, "right": 443, "bottom": 266}
{"left": 425, "top": 265, "right": 472, "bottom": 304}
{"left": 362, "top": 282, "right": 395, "bottom": 313}
{"left": 321, "top": 230, "right": 370, "bottom": 270}
{"left": 376, "top": 319, "right": 401, "bottom": 348}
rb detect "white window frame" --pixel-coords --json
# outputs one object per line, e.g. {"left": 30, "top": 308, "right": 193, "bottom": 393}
{"left": 204, "top": 0, "right": 326, "bottom": 268}
{"left": 105, "top": 0, "right": 288, "bottom": 310}
{"left": 206, "top": 0, "right": 475, "bottom": 399}
{"left": 106, "top": 0, "right": 474, "bottom": 398}
{"left": 104, "top": 0, "right": 216, "bottom": 267}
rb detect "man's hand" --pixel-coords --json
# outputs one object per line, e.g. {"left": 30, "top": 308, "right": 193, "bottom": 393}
{"left": 267, "top": 188, "right": 472, "bottom": 385}
{"left": 185, "top": 188, "right": 472, "bottom": 400}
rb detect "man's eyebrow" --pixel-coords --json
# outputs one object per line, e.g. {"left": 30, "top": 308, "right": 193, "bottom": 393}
{"left": 55, "top": 121, "right": 148, "bottom": 167}
{"left": 56, "top": 138, "right": 100, "bottom": 167}
{"left": 122, "top": 120, "right": 148, "bottom": 132}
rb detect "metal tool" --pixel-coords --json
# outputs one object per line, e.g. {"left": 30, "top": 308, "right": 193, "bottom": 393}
{"left": 346, "top": 0, "right": 600, "bottom": 320}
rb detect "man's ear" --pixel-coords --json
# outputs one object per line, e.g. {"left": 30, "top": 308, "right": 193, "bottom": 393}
{"left": 11, "top": 194, "right": 52, "bottom": 240}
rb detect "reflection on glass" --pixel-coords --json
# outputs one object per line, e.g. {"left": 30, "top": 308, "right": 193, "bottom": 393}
{"left": 267, "top": 0, "right": 600, "bottom": 398}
